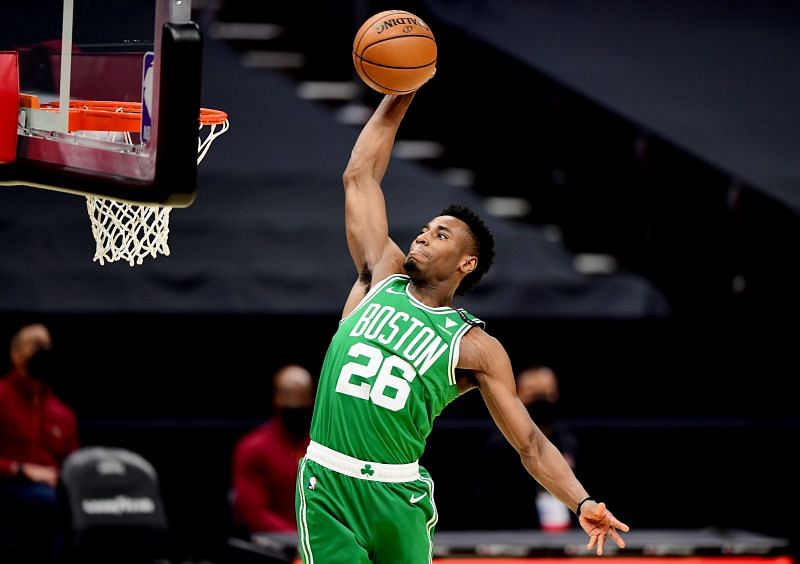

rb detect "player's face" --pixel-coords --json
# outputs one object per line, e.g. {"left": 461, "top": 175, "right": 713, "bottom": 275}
{"left": 404, "top": 215, "right": 477, "bottom": 282}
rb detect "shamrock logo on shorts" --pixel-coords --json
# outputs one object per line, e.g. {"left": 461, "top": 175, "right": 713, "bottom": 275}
{"left": 360, "top": 464, "right": 375, "bottom": 477}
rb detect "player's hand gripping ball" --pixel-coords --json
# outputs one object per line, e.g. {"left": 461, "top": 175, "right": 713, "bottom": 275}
{"left": 353, "top": 10, "right": 437, "bottom": 95}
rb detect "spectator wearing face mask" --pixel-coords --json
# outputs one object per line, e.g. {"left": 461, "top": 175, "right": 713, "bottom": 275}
{"left": 517, "top": 365, "right": 579, "bottom": 532}
{"left": 0, "top": 323, "right": 79, "bottom": 560}
{"left": 231, "top": 364, "right": 315, "bottom": 534}
{"left": 474, "top": 364, "right": 578, "bottom": 532}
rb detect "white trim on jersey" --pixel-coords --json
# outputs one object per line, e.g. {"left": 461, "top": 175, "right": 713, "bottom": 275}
{"left": 448, "top": 322, "right": 474, "bottom": 385}
{"left": 402, "top": 278, "right": 458, "bottom": 314}
{"left": 296, "top": 458, "right": 314, "bottom": 564}
{"left": 420, "top": 474, "right": 438, "bottom": 564}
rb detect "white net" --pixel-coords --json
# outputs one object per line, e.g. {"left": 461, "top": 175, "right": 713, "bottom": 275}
{"left": 87, "top": 197, "right": 172, "bottom": 266}
{"left": 197, "top": 119, "right": 230, "bottom": 164}
{"left": 86, "top": 116, "right": 228, "bottom": 266}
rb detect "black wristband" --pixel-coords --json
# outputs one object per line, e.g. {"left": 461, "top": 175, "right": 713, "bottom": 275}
{"left": 575, "top": 496, "right": 595, "bottom": 516}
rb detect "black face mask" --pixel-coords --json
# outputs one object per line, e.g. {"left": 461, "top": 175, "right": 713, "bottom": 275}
{"left": 527, "top": 399, "right": 559, "bottom": 428}
{"left": 280, "top": 406, "right": 313, "bottom": 438}
{"left": 27, "top": 348, "right": 55, "bottom": 385}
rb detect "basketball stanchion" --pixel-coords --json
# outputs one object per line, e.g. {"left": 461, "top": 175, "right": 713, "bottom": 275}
{"left": 36, "top": 100, "right": 229, "bottom": 266}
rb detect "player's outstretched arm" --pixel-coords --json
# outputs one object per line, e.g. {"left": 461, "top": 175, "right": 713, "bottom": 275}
{"left": 458, "top": 329, "right": 630, "bottom": 555}
{"left": 342, "top": 94, "right": 413, "bottom": 288}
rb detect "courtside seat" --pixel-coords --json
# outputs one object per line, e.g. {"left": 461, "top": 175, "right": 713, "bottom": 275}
{"left": 60, "top": 446, "right": 170, "bottom": 564}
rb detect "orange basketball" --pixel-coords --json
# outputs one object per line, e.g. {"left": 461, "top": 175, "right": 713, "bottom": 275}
{"left": 352, "top": 10, "right": 437, "bottom": 95}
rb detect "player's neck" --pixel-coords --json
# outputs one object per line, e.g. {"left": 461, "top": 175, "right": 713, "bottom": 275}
{"left": 408, "top": 280, "right": 455, "bottom": 308}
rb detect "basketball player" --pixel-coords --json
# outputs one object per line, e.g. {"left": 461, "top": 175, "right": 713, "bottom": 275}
{"left": 295, "top": 92, "right": 629, "bottom": 563}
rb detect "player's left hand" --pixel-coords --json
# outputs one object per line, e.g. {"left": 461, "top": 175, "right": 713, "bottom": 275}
{"left": 578, "top": 500, "right": 630, "bottom": 556}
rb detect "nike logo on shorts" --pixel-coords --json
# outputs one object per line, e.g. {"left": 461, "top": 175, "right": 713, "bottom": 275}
{"left": 409, "top": 492, "right": 427, "bottom": 504}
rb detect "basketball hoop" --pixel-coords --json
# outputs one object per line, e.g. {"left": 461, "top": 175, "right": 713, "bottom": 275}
{"left": 38, "top": 100, "right": 229, "bottom": 266}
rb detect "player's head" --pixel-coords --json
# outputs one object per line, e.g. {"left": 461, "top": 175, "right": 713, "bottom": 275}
{"left": 404, "top": 204, "right": 495, "bottom": 295}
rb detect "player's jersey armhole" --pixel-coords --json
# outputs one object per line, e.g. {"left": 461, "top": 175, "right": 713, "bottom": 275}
{"left": 339, "top": 274, "right": 409, "bottom": 325}
{"left": 448, "top": 310, "right": 485, "bottom": 385}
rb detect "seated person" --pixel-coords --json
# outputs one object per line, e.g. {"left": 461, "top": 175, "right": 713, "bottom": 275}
{"left": 0, "top": 323, "right": 79, "bottom": 560}
{"left": 231, "top": 364, "right": 314, "bottom": 534}
{"left": 476, "top": 365, "right": 578, "bottom": 531}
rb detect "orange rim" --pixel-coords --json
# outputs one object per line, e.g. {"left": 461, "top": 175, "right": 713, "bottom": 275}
{"left": 35, "top": 99, "right": 228, "bottom": 132}
{"left": 199, "top": 107, "right": 228, "bottom": 126}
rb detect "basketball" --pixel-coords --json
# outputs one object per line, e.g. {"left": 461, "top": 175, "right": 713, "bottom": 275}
{"left": 352, "top": 10, "right": 437, "bottom": 95}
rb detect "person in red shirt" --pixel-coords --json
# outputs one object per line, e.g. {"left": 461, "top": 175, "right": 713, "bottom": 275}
{"left": 0, "top": 323, "right": 80, "bottom": 560}
{"left": 231, "top": 364, "right": 314, "bottom": 534}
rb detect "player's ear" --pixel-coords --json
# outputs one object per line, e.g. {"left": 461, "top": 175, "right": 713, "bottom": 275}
{"left": 460, "top": 255, "right": 477, "bottom": 274}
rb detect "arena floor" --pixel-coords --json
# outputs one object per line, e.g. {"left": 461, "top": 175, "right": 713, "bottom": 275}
{"left": 249, "top": 528, "right": 792, "bottom": 563}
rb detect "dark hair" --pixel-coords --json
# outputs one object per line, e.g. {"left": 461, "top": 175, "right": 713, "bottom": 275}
{"left": 440, "top": 204, "right": 495, "bottom": 295}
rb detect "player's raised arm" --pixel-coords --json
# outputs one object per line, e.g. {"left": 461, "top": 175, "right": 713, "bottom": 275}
{"left": 342, "top": 93, "right": 414, "bottom": 285}
{"left": 458, "top": 329, "right": 630, "bottom": 556}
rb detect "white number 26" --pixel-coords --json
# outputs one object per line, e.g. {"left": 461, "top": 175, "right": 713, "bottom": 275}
{"left": 335, "top": 343, "right": 416, "bottom": 411}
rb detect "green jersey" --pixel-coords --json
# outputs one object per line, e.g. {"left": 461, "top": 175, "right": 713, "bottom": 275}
{"left": 310, "top": 274, "right": 484, "bottom": 464}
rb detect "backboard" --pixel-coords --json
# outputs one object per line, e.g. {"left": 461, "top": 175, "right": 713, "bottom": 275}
{"left": 0, "top": 0, "right": 203, "bottom": 206}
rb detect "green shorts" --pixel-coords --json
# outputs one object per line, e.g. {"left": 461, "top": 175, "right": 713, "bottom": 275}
{"left": 295, "top": 455, "right": 438, "bottom": 563}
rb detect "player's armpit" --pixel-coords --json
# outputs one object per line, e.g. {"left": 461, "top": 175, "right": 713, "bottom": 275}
{"left": 340, "top": 244, "right": 407, "bottom": 319}
{"left": 370, "top": 241, "right": 406, "bottom": 282}
{"left": 342, "top": 278, "right": 370, "bottom": 319}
